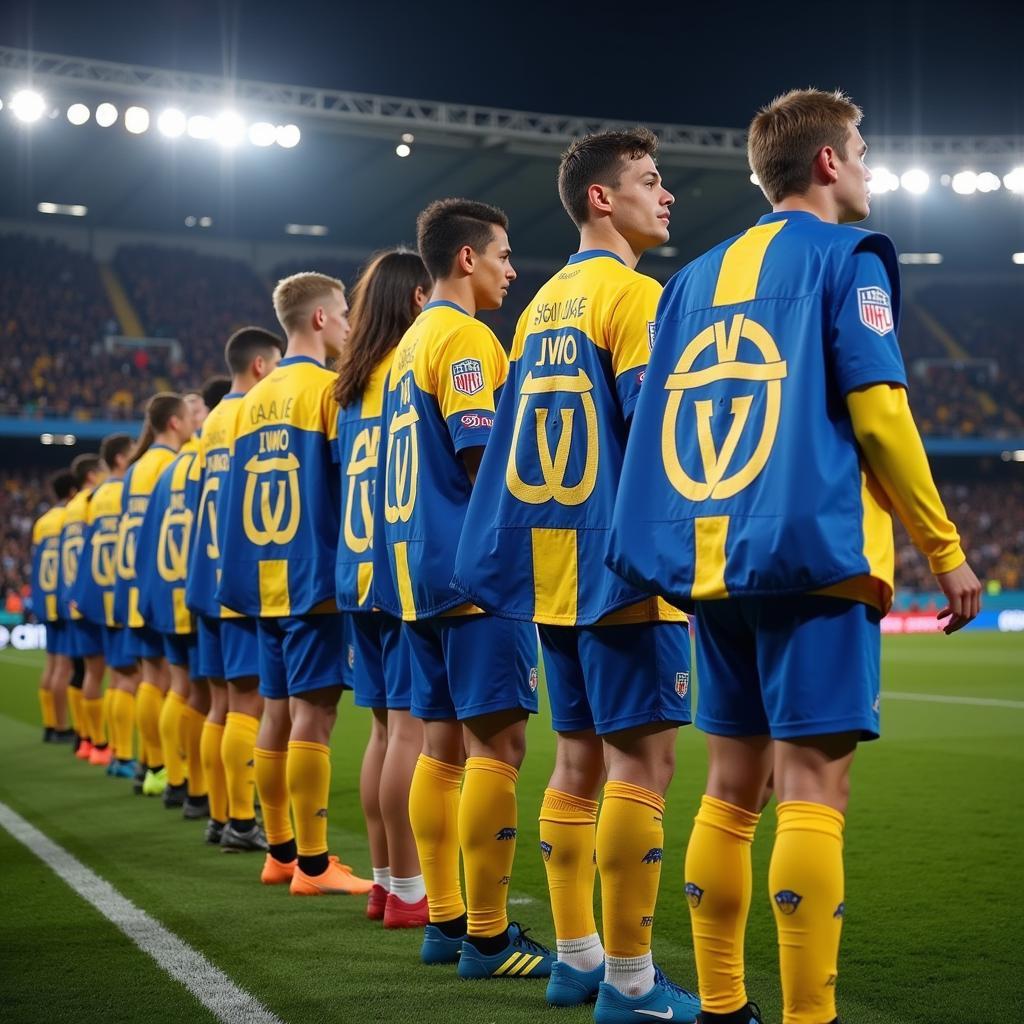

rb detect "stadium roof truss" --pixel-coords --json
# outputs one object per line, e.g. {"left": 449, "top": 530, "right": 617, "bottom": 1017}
{"left": 4, "top": 46, "right": 1021, "bottom": 166}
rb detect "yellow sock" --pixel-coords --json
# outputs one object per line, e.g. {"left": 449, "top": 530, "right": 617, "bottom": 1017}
{"left": 135, "top": 682, "right": 165, "bottom": 766}
{"left": 102, "top": 687, "right": 115, "bottom": 743}
{"left": 539, "top": 787, "right": 599, "bottom": 940}
{"left": 158, "top": 692, "right": 188, "bottom": 786}
{"left": 769, "top": 801, "right": 845, "bottom": 1024}
{"left": 180, "top": 706, "right": 207, "bottom": 797}
{"left": 597, "top": 781, "right": 666, "bottom": 958}
{"left": 222, "top": 712, "right": 259, "bottom": 820}
{"left": 39, "top": 690, "right": 56, "bottom": 730}
{"left": 67, "top": 687, "right": 85, "bottom": 736}
{"left": 685, "top": 795, "right": 762, "bottom": 1013}
{"left": 110, "top": 689, "right": 135, "bottom": 759}
{"left": 459, "top": 757, "right": 518, "bottom": 938}
{"left": 200, "top": 721, "right": 227, "bottom": 822}
{"left": 408, "top": 754, "right": 465, "bottom": 923}
{"left": 287, "top": 740, "right": 331, "bottom": 857}
{"left": 84, "top": 698, "right": 106, "bottom": 747}
{"left": 255, "top": 747, "right": 293, "bottom": 846}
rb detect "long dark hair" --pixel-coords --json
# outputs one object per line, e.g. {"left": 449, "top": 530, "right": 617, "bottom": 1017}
{"left": 333, "top": 249, "right": 431, "bottom": 409}
{"left": 129, "top": 392, "right": 185, "bottom": 466}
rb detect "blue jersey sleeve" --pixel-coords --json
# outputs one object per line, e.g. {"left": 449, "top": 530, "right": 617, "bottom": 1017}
{"left": 828, "top": 246, "right": 907, "bottom": 395}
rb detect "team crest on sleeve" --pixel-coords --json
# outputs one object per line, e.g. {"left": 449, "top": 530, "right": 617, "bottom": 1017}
{"left": 451, "top": 358, "right": 485, "bottom": 396}
{"left": 857, "top": 287, "right": 894, "bottom": 336}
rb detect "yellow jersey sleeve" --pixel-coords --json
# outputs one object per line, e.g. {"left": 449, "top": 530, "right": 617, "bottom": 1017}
{"left": 607, "top": 276, "right": 662, "bottom": 377}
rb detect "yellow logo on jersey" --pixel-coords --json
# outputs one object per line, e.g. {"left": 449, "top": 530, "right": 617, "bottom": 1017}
{"left": 242, "top": 450, "right": 301, "bottom": 546}
{"left": 661, "top": 314, "right": 787, "bottom": 501}
{"left": 62, "top": 535, "right": 85, "bottom": 588}
{"left": 39, "top": 546, "right": 59, "bottom": 592}
{"left": 90, "top": 522, "right": 119, "bottom": 587}
{"left": 344, "top": 425, "right": 380, "bottom": 553}
{"left": 156, "top": 497, "right": 193, "bottom": 582}
{"left": 115, "top": 515, "right": 143, "bottom": 579}
{"left": 197, "top": 475, "right": 221, "bottom": 560}
{"left": 384, "top": 390, "right": 419, "bottom": 524}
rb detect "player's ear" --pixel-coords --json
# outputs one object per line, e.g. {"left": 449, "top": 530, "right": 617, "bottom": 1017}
{"left": 456, "top": 245, "right": 475, "bottom": 276}
{"left": 588, "top": 182, "right": 613, "bottom": 217}
{"left": 815, "top": 145, "right": 840, "bottom": 185}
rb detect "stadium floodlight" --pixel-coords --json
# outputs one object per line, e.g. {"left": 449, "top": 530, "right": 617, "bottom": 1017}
{"left": 37, "top": 202, "right": 87, "bottom": 217}
{"left": 40, "top": 433, "right": 54, "bottom": 445}
{"left": 976, "top": 171, "right": 1000, "bottom": 193}
{"left": 749, "top": 172, "right": 759, "bottom": 185}
{"left": 1003, "top": 167, "right": 1024, "bottom": 193}
{"left": 898, "top": 252, "right": 943, "bottom": 265}
{"left": 869, "top": 167, "right": 899, "bottom": 194}
{"left": 199, "top": 216, "right": 213, "bottom": 228}
{"left": 214, "top": 111, "right": 245, "bottom": 147}
{"left": 653, "top": 246, "right": 679, "bottom": 257}
{"left": 157, "top": 108, "right": 187, "bottom": 138}
{"left": 951, "top": 171, "right": 977, "bottom": 195}
{"left": 66, "top": 103, "right": 91, "bottom": 126}
{"left": 187, "top": 114, "right": 214, "bottom": 140}
{"left": 1012, "top": 253, "right": 1024, "bottom": 265}
{"left": 248, "top": 121, "right": 276, "bottom": 147}
{"left": 900, "top": 169, "right": 930, "bottom": 194}
{"left": 395, "top": 143, "right": 412, "bottom": 158}
{"left": 11, "top": 89, "right": 46, "bottom": 122}
{"left": 285, "top": 223, "right": 329, "bottom": 236}
{"left": 124, "top": 106, "right": 150, "bottom": 134}
{"left": 275, "top": 123, "right": 301, "bottom": 148}
{"left": 184, "top": 215, "right": 197, "bottom": 227}
{"left": 401, "top": 132, "right": 415, "bottom": 144}
{"left": 95, "top": 102, "right": 118, "bottom": 128}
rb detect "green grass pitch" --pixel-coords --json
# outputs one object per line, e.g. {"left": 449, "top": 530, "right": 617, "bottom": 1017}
{"left": 1, "top": 633, "right": 1022, "bottom": 1023}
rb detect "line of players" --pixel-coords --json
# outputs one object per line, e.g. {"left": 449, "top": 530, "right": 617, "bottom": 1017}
{"left": 31, "top": 89, "right": 982, "bottom": 1024}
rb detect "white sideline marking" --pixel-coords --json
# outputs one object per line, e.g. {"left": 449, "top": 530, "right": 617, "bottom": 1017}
{"left": 507, "top": 896, "right": 536, "bottom": 905}
{"left": 884, "top": 691, "right": 1024, "bottom": 710}
{"left": 0, "top": 801, "right": 286, "bottom": 1024}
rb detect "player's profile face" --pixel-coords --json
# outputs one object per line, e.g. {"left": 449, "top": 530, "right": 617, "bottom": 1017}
{"left": 835, "top": 124, "right": 871, "bottom": 224}
{"left": 609, "top": 153, "right": 674, "bottom": 248}
{"left": 185, "top": 394, "right": 208, "bottom": 433}
{"left": 321, "top": 287, "right": 351, "bottom": 357}
{"left": 472, "top": 227, "right": 516, "bottom": 311}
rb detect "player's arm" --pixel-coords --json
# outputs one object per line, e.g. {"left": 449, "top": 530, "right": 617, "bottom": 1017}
{"left": 847, "top": 385, "right": 980, "bottom": 633}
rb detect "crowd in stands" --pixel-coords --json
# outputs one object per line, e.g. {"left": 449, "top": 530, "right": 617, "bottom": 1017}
{"left": 0, "top": 470, "right": 45, "bottom": 619}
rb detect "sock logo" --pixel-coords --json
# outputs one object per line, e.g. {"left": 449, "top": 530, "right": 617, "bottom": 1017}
{"left": 246, "top": 759, "right": 255, "bottom": 768}
{"left": 833, "top": 901, "right": 845, "bottom": 919}
{"left": 495, "top": 827, "right": 518, "bottom": 840}
{"left": 684, "top": 882, "right": 704, "bottom": 908}
{"left": 539, "top": 840, "right": 552, "bottom": 861}
{"left": 314, "top": 807, "right": 328, "bottom": 818}
{"left": 498, "top": 875, "right": 510, "bottom": 886}
{"left": 674, "top": 671, "right": 689, "bottom": 698}
{"left": 641, "top": 847, "right": 663, "bottom": 863}
{"left": 640, "top": 914, "right": 654, "bottom": 927}
{"left": 774, "top": 889, "right": 802, "bottom": 915}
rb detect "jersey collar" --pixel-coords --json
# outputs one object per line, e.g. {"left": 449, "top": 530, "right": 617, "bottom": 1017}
{"left": 279, "top": 355, "right": 324, "bottom": 368}
{"left": 756, "top": 210, "right": 822, "bottom": 225}
{"left": 223, "top": 391, "right": 245, "bottom": 400}
{"left": 567, "top": 249, "right": 627, "bottom": 266}
{"left": 150, "top": 443, "right": 174, "bottom": 453}
{"left": 423, "top": 299, "right": 470, "bottom": 315}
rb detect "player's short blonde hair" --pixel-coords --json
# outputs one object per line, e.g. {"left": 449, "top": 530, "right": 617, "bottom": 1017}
{"left": 271, "top": 272, "right": 345, "bottom": 333}
{"left": 748, "top": 89, "right": 863, "bottom": 204}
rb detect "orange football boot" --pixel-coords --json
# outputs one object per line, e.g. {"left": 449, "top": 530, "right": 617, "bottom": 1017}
{"left": 289, "top": 856, "right": 374, "bottom": 896}
{"left": 75, "top": 739, "right": 94, "bottom": 760}
{"left": 89, "top": 745, "right": 112, "bottom": 767}
{"left": 383, "top": 892, "right": 429, "bottom": 929}
{"left": 366, "top": 883, "right": 388, "bottom": 920}
{"left": 261, "top": 854, "right": 297, "bottom": 885}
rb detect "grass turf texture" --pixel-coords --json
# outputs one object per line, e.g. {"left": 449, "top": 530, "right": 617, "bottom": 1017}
{"left": 0, "top": 634, "right": 1021, "bottom": 1024}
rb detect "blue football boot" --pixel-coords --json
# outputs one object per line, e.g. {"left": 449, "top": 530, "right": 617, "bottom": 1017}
{"left": 108, "top": 758, "right": 136, "bottom": 779}
{"left": 594, "top": 965, "right": 701, "bottom": 1024}
{"left": 420, "top": 924, "right": 466, "bottom": 965}
{"left": 546, "top": 959, "right": 605, "bottom": 1006}
{"left": 457, "top": 922, "right": 554, "bottom": 980}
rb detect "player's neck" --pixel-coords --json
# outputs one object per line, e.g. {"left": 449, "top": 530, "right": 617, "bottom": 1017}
{"left": 772, "top": 192, "right": 837, "bottom": 224}
{"left": 429, "top": 281, "right": 477, "bottom": 317}
{"left": 231, "top": 373, "right": 256, "bottom": 394}
{"left": 577, "top": 224, "right": 641, "bottom": 269}
{"left": 284, "top": 335, "right": 328, "bottom": 366}
{"left": 152, "top": 429, "right": 181, "bottom": 453}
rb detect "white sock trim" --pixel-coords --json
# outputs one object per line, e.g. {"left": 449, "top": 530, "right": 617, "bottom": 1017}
{"left": 556, "top": 932, "right": 604, "bottom": 972}
{"left": 390, "top": 874, "right": 426, "bottom": 903}
{"left": 372, "top": 867, "right": 391, "bottom": 890}
{"left": 604, "top": 952, "right": 655, "bottom": 997}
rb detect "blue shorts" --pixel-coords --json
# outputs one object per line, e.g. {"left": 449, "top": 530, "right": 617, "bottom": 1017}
{"left": 257, "top": 613, "right": 348, "bottom": 699}
{"left": 103, "top": 625, "right": 136, "bottom": 671}
{"left": 126, "top": 623, "right": 164, "bottom": 662}
{"left": 67, "top": 617, "right": 105, "bottom": 659}
{"left": 694, "top": 595, "right": 882, "bottom": 741}
{"left": 405, "top": 614, "right": 539, "bottom": 722}
{"left": 350, "top": 613, "right": 410, "bottom": 710}
{"left": 163, "top": 632, "right": 199, "bottom": 676}
{"left": 539, "top": 620, "right": 693, "bottom": 736}
{"left": 196, "top": 616, "right": 260, "bottom": 682}
{"left": 45, "top": 620, "right": 70, "bottom": 656}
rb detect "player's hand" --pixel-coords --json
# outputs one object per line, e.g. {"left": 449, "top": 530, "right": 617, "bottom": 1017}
{"left": 934, "top": 561, "right": 982, "bottom": 635}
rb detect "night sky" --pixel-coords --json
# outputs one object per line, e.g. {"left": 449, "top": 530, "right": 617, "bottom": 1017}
{"left": 2, "top": 0, "right": 1022, "bottom": 137}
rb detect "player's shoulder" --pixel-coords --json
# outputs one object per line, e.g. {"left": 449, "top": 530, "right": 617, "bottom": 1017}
{"left": 33, "top": 506, "right": 60, "bottom": 541}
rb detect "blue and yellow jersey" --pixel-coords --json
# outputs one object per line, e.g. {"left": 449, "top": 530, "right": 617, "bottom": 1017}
{"left": 31, "top": 505, "right": 67, "bottom": 624}
{"left": 335, "top": 355, "right": 389, "bottom": 612}
{"left": 607, "top": 210, "right": 906, "bottom": 613}
{"left": 186, "top": 394, "right": 246, "bottom": 620}
{"left": 216, "top": 357, "right": 341, "bottom": 618}
{"left": 113, "top": 445, "right": 178, "bottom": 628}
{"left": 71, "top": 477, "right": 125, "bottom": 627}
{"left": 58, "top": 486, "right": 95, "bottom": 620}
{"left": 137, "top": 442, "right": 198, "bottom": 635}
{"left": 454, "top": 250, "right": 684, "bottom": 626}
{"left": 372, "top": 300, "right": 508, "bottom": 621}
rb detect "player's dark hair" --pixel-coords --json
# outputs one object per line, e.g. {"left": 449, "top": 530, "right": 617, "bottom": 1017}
{"left": 558, "top": 127, "right": 659, "bottom": 228}
{"left": 416, "top": 198, "right": 509, "bottom": 281}
{"left": 50, "top": 470, "right": 76, "bottom": 502}
{"left": 130, "top": 392, "right": 185, "bottom": 466}
{"left": 70, "top": 453, "right": 102, "bottom": 488}
{"left": 748, "top": 89, "right": 863, "bottom": 204}
{"left": 99, "top": 433, "right": 133, "bottom": 472}
{"left": 201, "top": 375, "right": 232, "bottom": 411}
{"left": 224, "top": 326, "right": 285, "bottom": 377}
{"left": 333, "top": 249, "right": 432, "bottom": 409}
